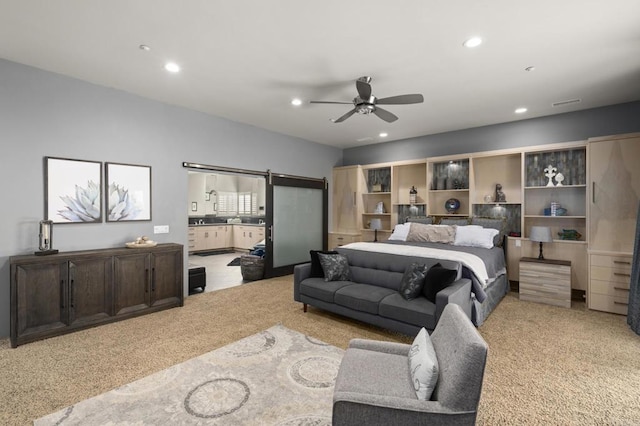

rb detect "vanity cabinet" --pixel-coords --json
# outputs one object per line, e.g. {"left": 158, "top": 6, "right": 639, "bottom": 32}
{"left": 10, "top": 243, "right": 183, "bottom": 347}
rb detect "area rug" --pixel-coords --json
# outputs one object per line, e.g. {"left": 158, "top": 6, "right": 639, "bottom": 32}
{"left": 34, "top": 325, "right": 344, "bottom": 425}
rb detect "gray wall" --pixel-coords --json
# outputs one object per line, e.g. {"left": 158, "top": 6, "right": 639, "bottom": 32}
{"left": 343, "top": 101, "right": 640, "bottom": 165}
{"left": 0, "top": 59, "right": 342, "bottom": 338}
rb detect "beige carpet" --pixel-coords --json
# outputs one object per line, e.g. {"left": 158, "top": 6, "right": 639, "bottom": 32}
{"left": 1, "top": 275, "right": 639, "bottom": 425}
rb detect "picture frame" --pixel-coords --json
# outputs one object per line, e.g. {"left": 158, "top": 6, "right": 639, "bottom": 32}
{"left": 105, "top": 162, "right": 152, "bottom": 222}
{"left": 45, "top": 157, "right": 102, "bottom": 224}
{"left": 191, "top": 202, "right": 197, "bottom": 211}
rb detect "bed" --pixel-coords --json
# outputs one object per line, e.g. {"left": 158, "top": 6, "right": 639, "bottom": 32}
{"left": 340, "top": 219, "right": 509, "bottom": 326}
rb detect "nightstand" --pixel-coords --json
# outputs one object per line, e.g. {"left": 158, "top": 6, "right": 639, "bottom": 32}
{"left": 519, "top": 257, "right": 571, "bottom": 308}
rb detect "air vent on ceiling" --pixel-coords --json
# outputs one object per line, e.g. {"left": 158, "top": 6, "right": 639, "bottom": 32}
{"left": 552, "top": 98, "right": 581, "bottom": 107}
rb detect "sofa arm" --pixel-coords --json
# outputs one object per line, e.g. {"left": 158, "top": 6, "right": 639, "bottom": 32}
{"left": 435, "top": 278, "right": 472, "bottom": 324}
{"left": 293, "top": 263, "right": 311, "bottom": 302}
{"left": 348, "top": 339, "right": 411, "bottom": 356}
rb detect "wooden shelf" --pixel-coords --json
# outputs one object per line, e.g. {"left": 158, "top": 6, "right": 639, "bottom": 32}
{"left": 524, "top": 215, "right": 586, "bottom": 219}
{"left": 362, "top": 213, "right": 392, "bottom": 216}
{"left": 524, "top": 185, "right": 586, "bottom": 189}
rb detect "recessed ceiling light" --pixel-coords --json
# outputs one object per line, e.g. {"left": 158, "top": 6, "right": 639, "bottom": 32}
{"left": 164, "top": 62, "right": 180, "bottom": 73}
{"left": 379, "top": 132, "right": 388, "bottom": 138}
{"left": 139, "top": 44, "right": 151, "bottom": 51}
{"left": 515, "top": 107, "right": 528, "bottom": 114}
{"left": 463, "top": 37, "right": 482, "bottom": 48}
{"left": 291, "top": 98, "right": 302, "bottom": 106}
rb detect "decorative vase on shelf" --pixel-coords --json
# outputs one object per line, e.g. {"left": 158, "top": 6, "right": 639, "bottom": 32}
{"left": 445, "top": 198, "right": 461, "bottom": 214}
{"left": 409, "top": 186, "right": 417, "bottom": 204}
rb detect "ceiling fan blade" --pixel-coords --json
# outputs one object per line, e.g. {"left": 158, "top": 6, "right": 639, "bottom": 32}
{"left": 333, "top": 108, "right": 357, "bottom": 123}
{"left": 373, "top": 107, "right": 398, "bottom": 123}
{"left": 376, "top": 94, "right": 424, "bottom": 105}
{"left": 309, "top": 100, "right": 354, "bottom": 104}
{"left": 356, "top": 79, "right": 372, "bottom": 99}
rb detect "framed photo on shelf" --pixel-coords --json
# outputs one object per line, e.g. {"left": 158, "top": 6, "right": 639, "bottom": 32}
{"left": 105, "top": 162, "right": 152, "bottom": 222}
{"left": 45, "top": 156, "right": 102, "bottom": 224}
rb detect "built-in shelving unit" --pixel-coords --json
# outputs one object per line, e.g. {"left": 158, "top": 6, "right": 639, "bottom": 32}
{"left": 427, "top": 158, "right": 470, "bottom": 217}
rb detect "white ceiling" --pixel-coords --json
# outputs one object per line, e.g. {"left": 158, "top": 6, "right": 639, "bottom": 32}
{"left": 2, "top": 0, "right": 640, "bottom": 149}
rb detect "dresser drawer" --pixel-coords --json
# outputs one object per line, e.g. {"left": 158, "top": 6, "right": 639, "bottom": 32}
{"left": 590, "top": 279, "right": 630, "bottom": 296}
{"left": 590, "top": 254, "right": 632, "bottom": 270}
{"left": 589, "top": 293, "right": 628, "bottom": 315}
{"left": 590, "top": 266, "right": 632, "bottom": 284}
{"left": 329, "top": 233, "right": 361, "bottom": 249}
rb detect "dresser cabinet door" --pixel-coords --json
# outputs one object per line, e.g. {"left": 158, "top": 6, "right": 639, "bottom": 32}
{"left": 12, "top": 261, "right": 69, "bottom": 341}
{"left": 113, "top": 253, "right": 151, "bottom": 315}
{"left": 150, "top": 250, "right": 183, "bottom": 307}
{"left": 68, "top": 257, "right": 114, "bottom": 326}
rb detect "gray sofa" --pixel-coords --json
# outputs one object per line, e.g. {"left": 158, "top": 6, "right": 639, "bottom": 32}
{"left": 293, "top": 246, "right": 473, "bottom": 336}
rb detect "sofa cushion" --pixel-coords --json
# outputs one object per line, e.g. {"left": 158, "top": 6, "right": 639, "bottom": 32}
{"left": 422, "top": 263, "right": 458, "bottom": 303}
{"left": 398, "top": 263, "right": 429, "bottom": 300}
{"left": 335, "top": 284, "right": 397, "bottom": 315}
{"left": 379, "top": 293, "right": 436, "bottom": 330}
{"left": 408, "top": 327, "right": 439, "bottom": 400}
{"left": 309, "top": 250, "right": 338, "bottom": 277}
{"left": 318, "top": 253, "right": 351, "bottom": 281}
{"left": 299, "top": 278, "right": 352, "bottom": 303}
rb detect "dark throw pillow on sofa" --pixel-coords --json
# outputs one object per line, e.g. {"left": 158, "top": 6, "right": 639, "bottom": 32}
{"left": 422, "top": 263, "right": 458, "bottom": 303}
{"left": 309, "top": 250, "right": 339, "bottom": 277}
{"left": 399, "top": 263, "right": 429, "bottom": 300}
{"left": 317, "top": 253, "right": 351, "bottom": 281}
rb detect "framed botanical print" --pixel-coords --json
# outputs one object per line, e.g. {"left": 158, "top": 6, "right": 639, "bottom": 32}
{"left": 105, "top": 162, "right": 152, "bottom": 222}
{"left": 45, "top": 157, "right": 102, "bottom": 223}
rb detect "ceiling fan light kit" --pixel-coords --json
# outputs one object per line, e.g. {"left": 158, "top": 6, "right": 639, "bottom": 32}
{"left": 310, "top": 76, "right": 424, "bottom": 123}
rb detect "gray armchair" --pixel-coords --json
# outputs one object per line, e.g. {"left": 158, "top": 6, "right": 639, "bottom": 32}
{"left": 332, "top": 303, "right": 488, "bottom": 426}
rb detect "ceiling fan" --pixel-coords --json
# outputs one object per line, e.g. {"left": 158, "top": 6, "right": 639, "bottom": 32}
{"left": 309, "top": 76, "right": 424, "bottom": 123}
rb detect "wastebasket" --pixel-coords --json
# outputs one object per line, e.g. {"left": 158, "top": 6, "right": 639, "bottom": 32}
{"left": 240, "top": 255, "right": 265, "bottom": 281}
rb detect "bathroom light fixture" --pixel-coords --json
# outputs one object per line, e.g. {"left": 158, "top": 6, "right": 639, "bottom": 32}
{"left": 164, "top": 62, "right": 180, "bottom": 73}
{"left": 463, "top": 37, "right": 482, "bottom": 48}
{"left": 515, "top": 107, "right": 528, "bottom": 114}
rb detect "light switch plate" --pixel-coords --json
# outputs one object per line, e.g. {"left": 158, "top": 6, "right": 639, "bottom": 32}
{"left": 154, "top": 225, "right": 169, "bottom": 234}
{"left": 515, "top": 239, "right": 521, "bottom": 247}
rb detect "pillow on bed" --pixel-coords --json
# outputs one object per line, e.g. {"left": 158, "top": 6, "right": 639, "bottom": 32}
{"left": 309, "top": 250, "right": 338, "bottom": 277}
{"left": 439, "top": 217, "right": 470, "bottom": 226}
{"left": 317, "top": 252, "right": 351, "bottom": 281}
{"left": 388, "top": 222, "right": 411, "bottom": 241}
{"left": 454, "top": 225, "right": 499, "bottom": 249}
{"left": 421, "top": 263, "right": 458, "bottom": 303}
{"left": 471, "top": 217, "right": 506, "bottom": 247}
{"left": 406, "top": 223, "right": 456, "bottom": 243}
{"left": 399, "top": 263, "right": 429, "bottom": 300}
{"left": 406, "top": 216, "right": 433, "bottom": 225}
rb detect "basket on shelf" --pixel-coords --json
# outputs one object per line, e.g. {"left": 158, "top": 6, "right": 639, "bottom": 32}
{"left": 240, "top": 255, "right": 265, "bottom": 281}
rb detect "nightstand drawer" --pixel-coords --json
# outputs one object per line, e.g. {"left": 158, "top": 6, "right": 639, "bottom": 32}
{"left": 519, "top": 258, "right": 571, "bottom": 308}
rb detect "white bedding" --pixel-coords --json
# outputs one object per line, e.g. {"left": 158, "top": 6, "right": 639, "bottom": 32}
{"left": 341, "top": 241, "right": 490, "bottom": 287}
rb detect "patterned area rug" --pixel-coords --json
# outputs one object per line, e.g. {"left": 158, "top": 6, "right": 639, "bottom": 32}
{"left": 34, "top": 325, "right": 344, "bottom": 425}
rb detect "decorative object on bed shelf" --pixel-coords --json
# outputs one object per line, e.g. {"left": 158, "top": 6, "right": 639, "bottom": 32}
{"left": 555, "top": 172, "right": 564, "bottom": 186}
{"left": 494, "top": 183, "right": 506, "bottom": 202}
{"left": 445, "top": 198, "right": 461, "bottom": 214}
{"left": 484, "top": 194, "right": 493, "bottom": 203}
{"left": 410, "top": 186, "right": 417, "bottom": 204}
{"left": 557, "top": 229, "right": 582, "bottom": 240}
{"left": 374, "top": 201, "right": 385, "bottom": 214}
{"left": 436, "top": 177, "right": 446, "bottom": 190}
{"left": 544, "top": 165, "right": 557, "bottom": 187}
{"left": 529, "top": 226, "right": 552, "bottom": 259}
{"left": 370, "top": 218, "right": 382, "bottom": 242}
{"left": 35, "top": 220, "right": 58, "bottom": 256}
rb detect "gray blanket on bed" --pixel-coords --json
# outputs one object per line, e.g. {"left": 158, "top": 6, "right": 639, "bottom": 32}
{"left": 383, "top": 240, "right": 507, "bottom": 303}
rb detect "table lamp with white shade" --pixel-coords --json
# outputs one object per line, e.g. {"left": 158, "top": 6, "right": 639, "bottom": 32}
{"left": 370, "top": 218, "right": 382, "bottom": 242}
{"left": 529, "top": 226, "right": 552, "bottom": 259}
